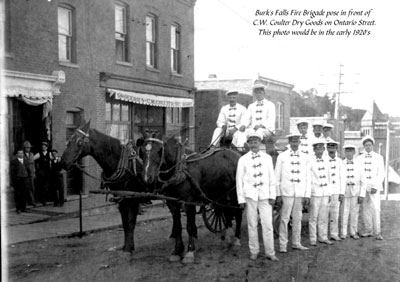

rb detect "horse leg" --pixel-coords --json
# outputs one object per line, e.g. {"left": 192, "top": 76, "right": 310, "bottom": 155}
{"left": 222, "top": 208, "right": 234, "bottom": 245}
{"left": 182, "top": 204, "right": 197, "bottom": 264}
{"left": 232, "top": 208, "right": 243, "bottom": 249}
{"left": 118, "top": 199, "right": 139, "bottom": 253}
{"left": 167, "top": 201, "right": 184, "bottom": 262}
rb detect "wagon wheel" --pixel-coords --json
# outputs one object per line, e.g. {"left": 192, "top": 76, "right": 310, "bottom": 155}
{"left": 202, "top": 203, "right": 227, "bottom": 234}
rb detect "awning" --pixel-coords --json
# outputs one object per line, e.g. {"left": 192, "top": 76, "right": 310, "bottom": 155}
{"left": 108, "top": 88, "right": 193, "bottom": 108}
{"left": 389, "top": 166, "right": 400, "bottom": 184}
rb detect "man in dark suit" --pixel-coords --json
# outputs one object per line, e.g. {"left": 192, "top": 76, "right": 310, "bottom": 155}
{"left": 10, "top": 149, "right": 31, "bottom": 213}
{"left": 50, "top": 149, "right": 65, "bottom": 206}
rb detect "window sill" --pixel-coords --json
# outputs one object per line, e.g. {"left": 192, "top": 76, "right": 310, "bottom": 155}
{"left": 171, "top": 72, "right": 183, "bottom": 78}
{"left": 4, "top": 52, "right": 14, "bottom": 58}
{"left": 116, "top": 61, "right": 133, "bottom": 67}
{"left": 59, "top": 61, "right": 80, "bottom": 68}
{"left": 146, "top": 66, "right": 160, "bottom": 73}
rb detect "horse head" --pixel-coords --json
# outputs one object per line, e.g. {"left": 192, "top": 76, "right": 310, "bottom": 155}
{"left": 61, "top": 120, "right": 91, "bottom": 170}
{"left": 141, "top": 133, "right": 183, "bottom": 186}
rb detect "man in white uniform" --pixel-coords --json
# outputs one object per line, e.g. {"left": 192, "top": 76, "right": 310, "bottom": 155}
{"left": 359, "top": 136, "right": 384, "bottom": 240}
{"left": 341, "top": 144, "right": 365, "bottom": 239}
{"left": 236, "top": 131, "right": 278, "bottom": 261}
{"left": 275, "top": 133, "right": 311, "bottom": 253}
{"left": 312, "top": 122, "right": 324, "bottom": 140}
{"left": 325, "top": 138, "right": 346, "bottom": 241}
{"left": 234, "top": 84, "right": 275, "bottom": 148}
{"left": 323, "top": 123, "right": 334, "bottom": 140}
{"left": 297, "top": 119, "right": 311, "bottom": 156}
{"left": 309, "top": 140, "right": 333, "bottom": 246}
{"left": 210, "top": 90, "right": 247, "bottom": 147}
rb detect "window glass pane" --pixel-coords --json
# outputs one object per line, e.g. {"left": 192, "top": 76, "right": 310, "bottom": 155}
{"left": 146, "top": 16, "right": 154, "bottom": 42}
{"left": 112, "top": 103, "right": 121, "bottom": 121}
{"left": 121, "top": 104, "right": 129, "bottom": 121}
{"left": 115, "top": 5, "right": 125, "bottom": 34}
{"left": 148, "top": 107, "right": 163, "bottom": 125}
{"left": 66, "top": 112, "right": 74, "bottom": 125}
{"left": 134, "top": 104, "right": 147, "bottom": 124}
{"left": 116, "top": 40, "right": 125, "bottom": 61}
{"left": 58, "top": 7, "right": 71, "bottom": 35}
{"left": 171, "top": 26, "right": 176, "bottom": 48}
{"left": 58, "top": 35, "right": 68, "bottom": 61}
{"left": 105, "top": 101, "right": 111, "bottom": 121}
{"left": 166, "top": 108, "right": 172, "bottom": 123}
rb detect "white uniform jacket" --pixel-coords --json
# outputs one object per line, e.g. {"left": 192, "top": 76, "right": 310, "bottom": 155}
{"left": 359, "top": 151, "right": 385, "bottom": 192}
{"left": 246, "top": 99, "right": 276, "bottom": 132}
{"left": 343, "top": 157, "right": 365, "bottom": 197}
{"left": 299, "top": 134, "right": 311, "bottom": 156}
{"left": 309, "top": 157, "right": 332, "bottom": 197}
{"left": 275, "top": 149, "right": 311, "bottom": 198}
{"left": 216, "top": 103, "right": 248, "bottom": 133}
{"left": 326, "top": 156, "right": 346, "bottom": 195}
{"left": 236, "top": 151, "right": 276, "bottom": 204}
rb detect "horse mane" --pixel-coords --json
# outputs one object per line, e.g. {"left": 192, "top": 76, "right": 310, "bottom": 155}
{"left": 88, "top": 128, "right": 123, "bottom": 175}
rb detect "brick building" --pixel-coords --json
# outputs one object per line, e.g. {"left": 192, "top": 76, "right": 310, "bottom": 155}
{"left": 3, "top": 0, "right": 196, "bottom": 194}
{"left": 195, "top": 75, "right": 293, "bottom": 151}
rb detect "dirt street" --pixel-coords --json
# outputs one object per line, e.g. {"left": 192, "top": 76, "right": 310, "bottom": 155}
{"left": 6, "top": 201, "right": 400, "bottom": 282}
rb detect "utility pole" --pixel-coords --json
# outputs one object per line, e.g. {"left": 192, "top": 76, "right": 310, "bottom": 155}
{"left": 334, "top": 64, "right": 344, "bottom": 120}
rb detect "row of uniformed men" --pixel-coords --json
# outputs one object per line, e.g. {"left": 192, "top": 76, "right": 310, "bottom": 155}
{"left": 236, "top": 129, "right": 384, "bottom": 262}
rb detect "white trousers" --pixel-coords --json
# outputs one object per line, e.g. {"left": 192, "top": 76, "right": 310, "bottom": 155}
{"left": 245, "top": 197, "right": 275, "bottom": 257}
{"left": 341, "top": 196, "right": 359, "bottom": 237}
{"left": 279, "top": 197, "right": 303, "bottom": 249}
{"left": 329, "top": 194, "right": 340, "bottom": 238}
{"left": 211, "top": 127, "right": 243, "bottom": 148}
{"left": 362, "top": 192, "right": 381, "bottom": 235}
{"left": 233, "top": 128, "right": 273, "bottom": 148}
{"left": 309, "top": 196, "right": 330, "bottom": 243}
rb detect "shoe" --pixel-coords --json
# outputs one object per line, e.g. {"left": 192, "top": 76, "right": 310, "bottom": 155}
{"left": 376, "top": 234, "right": 383, "bottom": 240}
{"left": 266, "top": 255, "right": 279, "bottom": 262}
{"left": 340, "top": 235, "right": 346, "bottom": 240}
{"left": 249, "top": 253, "right": 258, "bottom": 261}
{"left": 292, "top": 245, "right": 309, "bottom": 250}
{"left": 350, "top": 234, "right": 360, "bottom": 240}
{"left": 279, "top": 248, "right": 287, "bottom": 253}
{"left": 310, "top": 241, "right": 317, "bottom": 246}
{"left": 360, "top": 232, "right": 373, "bottom": 237}
{"left": 331, "top": 236, "right": 342, "bottom": 241}
{"left": 319, "top": 240, "right": 334, "bottom": 245}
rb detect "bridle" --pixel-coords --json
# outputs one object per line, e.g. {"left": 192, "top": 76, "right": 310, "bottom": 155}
{"left": 69, "top": 128, "right": 90, "bottom": 167}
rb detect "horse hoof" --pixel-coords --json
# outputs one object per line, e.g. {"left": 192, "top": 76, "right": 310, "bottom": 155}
{"left": 169, "top": 255, "right": 182, "bottom": 262}
{"left": 182, "top": 251, "right": 195, "bottom": 264}
{"left": 232, "top": 237, "right": 241, "bottom": 249}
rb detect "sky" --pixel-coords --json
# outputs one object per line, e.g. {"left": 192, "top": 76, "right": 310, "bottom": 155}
{"left": 194, "top": 0, "right": 400, "bottom": 117}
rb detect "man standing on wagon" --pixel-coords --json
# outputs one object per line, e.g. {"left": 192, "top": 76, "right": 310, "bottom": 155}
{"left": 275, "top": 133, "right": 311, "bottom": 253}
{"left": 236, "top": 131, "right": 279, "bottom": 261}
{"left": 210, "top": 90, "right": 247, "bottom": 148}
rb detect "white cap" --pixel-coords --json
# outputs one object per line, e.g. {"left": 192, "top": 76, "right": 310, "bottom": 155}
{"left": 323, "top": 123, "right": 334, "bottom": 129}
{"left": 312, "top": 122, "right": 324, "bottom": 127}
{"left": 286, "top": 133, "right": 301, "bottom": 139}
{"left": 343, "top": 144, "right": 357, "bottom": 150}
{"left": 296, "top": 119, "right": 309, "bottom": 126}
{"left": 226, "top": 90, "right": 239, "bottom": 96}
{"left": 361, "top": 135, "right": 375, "bottom": 145}
{"left": 252, "top": 84, "right": 266, "bottom": 92}
{"left": 311, "top": 139, "right": 326, "bottom": 146}
{"left": 246, "top": 130, "right": 263, "bottom": 141}
{"left": 325, "top": 137, "right": 339, "bottom": 145}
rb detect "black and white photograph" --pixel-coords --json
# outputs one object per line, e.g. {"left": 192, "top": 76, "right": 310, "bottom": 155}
{"left": 1, "top": 0, "right": 400, "bottom": 281}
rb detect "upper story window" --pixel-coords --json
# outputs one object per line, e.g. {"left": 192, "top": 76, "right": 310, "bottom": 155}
{"left": 146, "top": 14, "right": 157, "bottom": 68}
{"left": 276, "top": 102, "right": 284, "bottom": 130}
{"left": 58, "top": 6, "right": 75, "bottom": 62}
{"left": 115, "top": 3, "right": 128, "bottom": 62}
{"left": 171, "top": 24, "right": 181, "bottom": 73}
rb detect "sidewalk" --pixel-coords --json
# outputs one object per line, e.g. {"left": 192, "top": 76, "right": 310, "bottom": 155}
{"left": 4, "top": 193, "right": 171, "bottom": 245}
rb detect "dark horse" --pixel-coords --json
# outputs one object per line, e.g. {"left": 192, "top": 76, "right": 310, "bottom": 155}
{"left": 141, "top": 135, "right": 243, "bottom": 263}
{"left": 61, "top": 121, "right": 147, "bottom": 253}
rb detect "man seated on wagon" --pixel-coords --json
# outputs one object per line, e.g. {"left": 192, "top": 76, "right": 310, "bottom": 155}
{"left": 210, "top": 90, "right": 247, "bottom": 148}
{"left": 233, "top": 84, "right": 276, "bottom": 149}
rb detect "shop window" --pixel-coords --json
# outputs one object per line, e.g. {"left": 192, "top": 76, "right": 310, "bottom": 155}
{"left": 105, "top": 95, "right": 131, "bottom": 144}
